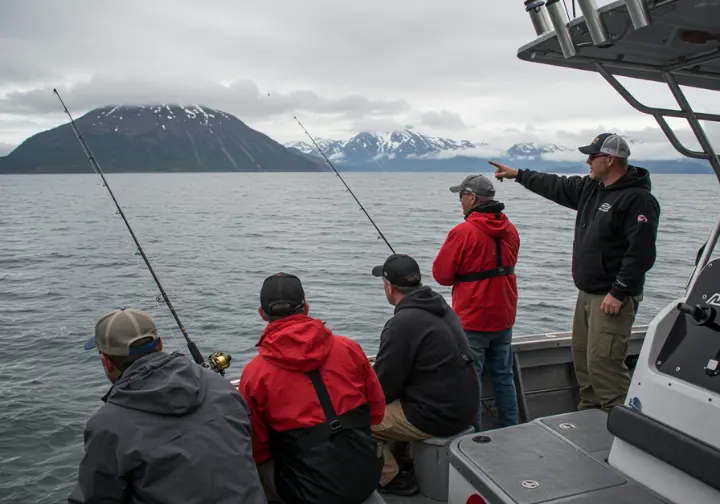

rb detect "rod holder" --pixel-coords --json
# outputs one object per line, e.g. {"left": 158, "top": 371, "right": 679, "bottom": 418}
{"left": 524, "top": 0, "right": 552, "bottom": 36}
{"left": 577, "top": 0, "right": 611, "bottom": 47}
{"left": 546, "top": 0, "right": 577, "bottom": 58}
{"left": 624, "top": 0, "right": 651, "bottom": 30}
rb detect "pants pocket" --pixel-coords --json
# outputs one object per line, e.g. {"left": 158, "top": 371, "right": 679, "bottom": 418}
{"left": 597, "top": 325, "right": 629, "bottom": 360}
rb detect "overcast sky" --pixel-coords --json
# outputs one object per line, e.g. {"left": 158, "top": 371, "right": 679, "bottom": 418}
{"left": 1, "top": 0, "right": 718, "bottom": 158}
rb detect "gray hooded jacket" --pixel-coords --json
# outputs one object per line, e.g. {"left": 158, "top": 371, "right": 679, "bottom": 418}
{"left": 68, "top": 351, "right": 267, "bottom": 504}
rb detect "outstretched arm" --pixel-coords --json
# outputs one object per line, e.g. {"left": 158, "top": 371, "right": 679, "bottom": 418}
{"left": 515, "top": 169, "right": 590, "bottom": 211}
{"left": 490, "top": 160, "right": 591, "bottom": 211}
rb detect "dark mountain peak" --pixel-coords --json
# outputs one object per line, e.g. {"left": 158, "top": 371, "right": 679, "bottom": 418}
{"left": 0, "top": 105, "right": 324, "bottom": 174}
{"left": 78, "top": 104, "right": 247, "bottom": 136}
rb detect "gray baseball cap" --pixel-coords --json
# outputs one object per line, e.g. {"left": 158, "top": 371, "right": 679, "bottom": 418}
{"left": 84, "top": 308, "right": 160, "bottom": 356}
{"left": 578, "top": 133, "right": 631, "bottom": 158}
{"left": 449, "top": 174, "right": 496, "bottom": 198}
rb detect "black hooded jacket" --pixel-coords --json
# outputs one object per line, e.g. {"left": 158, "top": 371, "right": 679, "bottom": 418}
{"left": 516, "top": 166, "right": 660, "bottom": 300}
{"left": 373, "top": 286, "right": 480, "bottom": 437}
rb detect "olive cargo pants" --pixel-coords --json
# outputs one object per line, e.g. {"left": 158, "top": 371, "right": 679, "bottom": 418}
{"left": 571, "top": 291, "right": 639, "bottom": 411}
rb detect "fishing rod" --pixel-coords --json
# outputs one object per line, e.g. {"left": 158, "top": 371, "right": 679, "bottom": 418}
{"left": 293, "top": 116, "right": 395, "bottom": 254}
{"left": 53, "top": 89, "right": 231, "bottom": 375}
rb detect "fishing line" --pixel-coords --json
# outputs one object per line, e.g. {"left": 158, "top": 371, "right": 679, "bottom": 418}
{"left": 293, "top": 116, "right": 395, "bottom": 254}
{"left": 53, "top": 89, "right": 231, "bottom": 375}
{"left": 360, "top": 143, "right": 388, "bottom": 172}
{"left": 146, "top": 281, "right": 184, "bottom": 351}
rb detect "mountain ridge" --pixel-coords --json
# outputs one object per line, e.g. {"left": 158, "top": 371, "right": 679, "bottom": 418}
{"left": 0, "top": 105, "right": 326, "bottom": 174}
{"left": 0, "top": 105, "right": 713, "bottom": 174}
{"left": 285, "top": 129, "right": 713, "bottom": 174}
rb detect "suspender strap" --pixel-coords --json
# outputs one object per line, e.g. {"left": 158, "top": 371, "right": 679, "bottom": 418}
{"left": 306, "top": 369, "right": 343, "bottom": 433}
{"left": 455, "top": 235, "right": 514, "bottom": 283}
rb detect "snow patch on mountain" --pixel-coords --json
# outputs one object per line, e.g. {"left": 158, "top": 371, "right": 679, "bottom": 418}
{"left": 286, "top": 129, "right": 493, "bottom": 165}
{"left": 507, "top": 142, "right": 574, "bottom": 160}
{"left": 88, "top": 104, "right": 239, "bottom": 131}
{"left": 285, "top": 130, "right": 586, "bottom": 164}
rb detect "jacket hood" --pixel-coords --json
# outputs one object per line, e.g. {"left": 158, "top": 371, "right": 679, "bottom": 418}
{"left": 465, "top": 200, "right": 511, "bottom": 238}
{"left": 104, "top": 351, "right": 206, "bottom": 416}
{"left": 395, "top": 286, "right": 449, "bottom": 317}
{"left": 602, "top": 165, "right": 651, "bottom": 192}
{"left": 257, "top": 314, "right": 333, "bottom": 372}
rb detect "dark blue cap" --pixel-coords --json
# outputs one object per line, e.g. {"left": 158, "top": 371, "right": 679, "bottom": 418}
{"left": 578, "top": 133, "right": 631, "bottom": 158}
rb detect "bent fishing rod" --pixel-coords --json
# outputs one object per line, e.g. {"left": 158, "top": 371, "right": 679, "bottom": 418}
{"left": 293, "top": 116, "right": 395, "bottom": 254}
{"left": 53, "top": 89, "right": 231, "bottom": 375}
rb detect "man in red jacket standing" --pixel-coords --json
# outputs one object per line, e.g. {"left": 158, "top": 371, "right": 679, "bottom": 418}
{"left": 238, "top": 273, "right": 385, "bottom": 504}
{"left": 432, "top": 174, "right": 520, "bottom": 431}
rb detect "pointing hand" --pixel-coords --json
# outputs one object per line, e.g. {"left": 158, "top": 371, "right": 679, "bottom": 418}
{"left": 488, "top": 160, "right": 519, "bottom": 181}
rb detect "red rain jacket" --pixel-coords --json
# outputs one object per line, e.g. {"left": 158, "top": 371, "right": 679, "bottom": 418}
{"left": 432, "top": 206, "right": 520, "bottom": 332}
{"left": 238, "top": 314, "right": 385, "bottom": 464}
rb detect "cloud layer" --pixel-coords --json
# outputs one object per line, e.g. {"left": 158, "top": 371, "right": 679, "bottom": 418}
{"left": 1, "top": 0, "right": 718, "bottom": 156}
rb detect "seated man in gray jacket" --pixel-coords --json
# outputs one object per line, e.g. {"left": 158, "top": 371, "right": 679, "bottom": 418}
{"left": 69, "top": 308, "right": 267, "bottom": 504}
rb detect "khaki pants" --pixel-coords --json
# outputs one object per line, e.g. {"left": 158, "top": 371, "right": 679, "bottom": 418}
{"left": 371, "top": 400, "right": 430, "bottom": 487}
{"left": 257, "top": 460, "right": 282, "bottom": 504}
{"left": 572, "top": 291, "right": 639, "bottom": 411}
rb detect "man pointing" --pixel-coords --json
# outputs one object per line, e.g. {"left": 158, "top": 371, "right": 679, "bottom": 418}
{"left": 490, "top": 132, "right": 660, "bottom": 412}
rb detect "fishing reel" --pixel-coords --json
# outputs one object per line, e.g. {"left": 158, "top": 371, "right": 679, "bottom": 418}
{"left": 208, "top": 351, "right": 232, "bottom": 376}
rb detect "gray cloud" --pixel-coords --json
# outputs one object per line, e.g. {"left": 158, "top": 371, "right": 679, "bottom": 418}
{"left": 347, "top": 117, "right": 409, "bottom": 134}
{"left": 0, "top": 0, "right": 717, "bottom": 147}
{"left": 0, "top": 0, "right": 530, "bottom": 92}
{"left": 0, "top": 77, "right": 410, "bottom": 121}
{"left": 421, "top": 110, "right": 467, "bottom": 130}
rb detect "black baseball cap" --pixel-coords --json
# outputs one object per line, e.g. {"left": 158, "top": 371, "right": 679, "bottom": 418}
{"left": 260, "top": 272, "right": 306, "bottom": 315}
{"left": 578, "top": 133, "right": 631, "bottom": 158}
{"left": 371, "top": 254, "right": 422, "bottom": 287}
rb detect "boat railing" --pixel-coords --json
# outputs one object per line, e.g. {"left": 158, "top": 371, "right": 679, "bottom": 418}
{"left": 365, "top": 323, "right": 649, "bottom": 362}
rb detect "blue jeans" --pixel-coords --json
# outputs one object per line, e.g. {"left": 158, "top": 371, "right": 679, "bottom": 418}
{"left": 465, "top": 328, "right": 519, "bottom": 430}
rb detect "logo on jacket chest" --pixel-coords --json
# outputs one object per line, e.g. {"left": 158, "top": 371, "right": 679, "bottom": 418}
{"left": 598, "top": 202, "right": 612, "bottom": 212}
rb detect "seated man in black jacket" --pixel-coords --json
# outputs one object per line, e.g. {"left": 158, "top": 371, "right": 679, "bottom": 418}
{"left": 370, "top": 253, "right": 480, "bottom": 496}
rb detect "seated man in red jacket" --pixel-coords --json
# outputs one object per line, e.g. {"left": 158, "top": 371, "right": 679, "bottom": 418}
{"left": 239, "top": 272, "right": 385, "bottom": 504}
{"left": 432, "top": 174, "right": 521, "bottom": 431}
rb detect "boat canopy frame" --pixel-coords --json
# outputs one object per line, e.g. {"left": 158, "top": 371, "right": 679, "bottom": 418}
{"left": 519, "top": 0, "right": 720, "bottom": 293}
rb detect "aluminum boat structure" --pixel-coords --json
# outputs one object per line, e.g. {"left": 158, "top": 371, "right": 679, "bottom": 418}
{"left": 233, "top": 1, "right": 720, "bottom": 502}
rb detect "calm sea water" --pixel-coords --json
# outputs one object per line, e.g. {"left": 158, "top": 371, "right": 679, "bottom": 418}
{"left": 1, "top": 171, "right": 718, "bottom": 503}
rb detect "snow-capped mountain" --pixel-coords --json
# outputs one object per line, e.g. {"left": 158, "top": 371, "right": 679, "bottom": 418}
{"left": 285, "top": 131, "right": 710, "bottom": 173}
{"left": 286, "top": 129, "right": 487, "bottom": 165}
{"left": 286, "top": 130, "right": 578, "bottom": 165}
